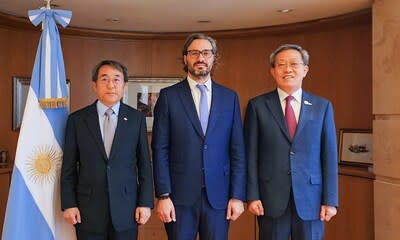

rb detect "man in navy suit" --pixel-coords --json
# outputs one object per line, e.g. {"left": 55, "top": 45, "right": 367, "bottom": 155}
{"left": 61, "top": 60, "right": 154, "bottom": 240}
{"left": 152, "top": 33, "right": 247, "bottom": 240}
{"left": 244, "top": 44, "right": 338, "bottom": 240}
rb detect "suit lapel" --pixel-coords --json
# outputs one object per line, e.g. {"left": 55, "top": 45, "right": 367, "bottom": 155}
{"left": 108, "top": 103, "right": 128, "bottom": 160}
{"left": 265, "top": 90, "right": 291, "bottom": 141}
{"left": 177, "top": 80, "right": 204, "bottom": 137}
{"left": 206, "top": 81, "right": 221, "bottom": 136}
{"left": 294, "top": 92, "right": 313, "bottom": 141}
{"left": 84, "top": 102, "right": 108, "bottom": 160}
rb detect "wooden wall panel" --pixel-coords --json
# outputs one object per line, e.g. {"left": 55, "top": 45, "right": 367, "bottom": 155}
{"left": 0, "top": 168, "right": 11, "bottom": 237}
{"left": 325, "top": 167, "right": 374, "bottom": 240}
{"left": 0, "top": 11, "right": 372, "bottom": 171}
{"left": 0, "top": 28, "right": 10, "bottom": 151}
{"left": 138, "top": 208, "right": 256, "bottom": 240}
{"left": 228, "top": 210, "right": 256, "bottom": 240}
{"left": 138, "top": 215, "right": 167, "bottom": 240}
{"left": 215, "top": 24, "right": 372, "bottom": 126}
{"left": 215, "top": 37, "right": 275, "bottom": 115}
{"left": 150, "top": 39, "right": 184, "bottom": 77}
{"left": 0, "top": 29, "right": 38, "bottom": 164}
{"left": 61, "top": 37, "right": 154, "bottom": 110}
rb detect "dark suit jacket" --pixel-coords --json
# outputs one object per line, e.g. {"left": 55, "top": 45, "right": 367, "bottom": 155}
{"left": 61, "top": 101, "right": 153, "bottom": 232}
{"left": 244, "top": 90, "right": 338, "bottom": 220}
{"left": 151, "top": 79, "right": 246, "bottom": 209}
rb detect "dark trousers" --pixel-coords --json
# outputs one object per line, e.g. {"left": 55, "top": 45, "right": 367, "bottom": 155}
{"left": 76, "top": 221, "right": 137, "bottom": 240}
{"left": 165, "top": 189, "right": 229, "bottom": 240}
{"left": 258, "top": 192, "right": 324, "bottom": 240}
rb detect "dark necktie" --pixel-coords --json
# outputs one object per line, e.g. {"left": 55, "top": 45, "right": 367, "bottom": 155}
{"left": 197, "top": 84, "right": 209, "bottom": 134}
{"left": 285, "top": 95, "right": 297, "bottom": 140}
{"left": 103, "top": 108, "right": 115, "bottom": 157}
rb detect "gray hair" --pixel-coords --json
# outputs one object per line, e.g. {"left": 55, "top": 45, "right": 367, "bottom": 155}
{"left": 269, "top": 44, "right": 309, "bottom": 67}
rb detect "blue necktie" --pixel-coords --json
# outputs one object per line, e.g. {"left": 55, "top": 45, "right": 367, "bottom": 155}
{"left": 197, "top": 84, "right": 209, "bottom": 134}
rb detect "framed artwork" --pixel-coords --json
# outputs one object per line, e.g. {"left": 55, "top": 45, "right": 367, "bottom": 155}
{"left": 339, "top": 128, "right": 373, "bottom": 166}
{"left": 12, "top": 76, "right": 70, "bottom": 131}
{"left": 125, "top": 77, "right": 181, "bottom": 132}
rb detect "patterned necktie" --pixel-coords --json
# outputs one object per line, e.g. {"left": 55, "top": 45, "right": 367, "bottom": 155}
{"left": 285, "top": 95, "right": 297, "bottom": 140}
{"left": 103, "top": 108, "right": 116, "bottom": 157}
{"left": 197, "top": 84, "right": 209, "bottom": 134}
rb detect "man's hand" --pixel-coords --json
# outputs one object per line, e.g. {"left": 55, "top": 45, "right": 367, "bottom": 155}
{"left": 63, "top": 207, "right": 81, "bottom": 225}
{"left": 135, "top": 207, "right": 151, "bottom": 225}
{"left": 226, "top": 198, "right": 244, "bottom": 221}
{"left": 247, "top": 200, "right": 264, "bottom": 216}
{"left": 156, "top": 198, "right": 176, "bottom": 223}
{"left": 320, "top": 205, "right": 337, "bottom": 222}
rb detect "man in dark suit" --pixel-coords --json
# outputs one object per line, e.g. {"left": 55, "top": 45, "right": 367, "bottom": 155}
{"left": 151, "top": 33, "right": 247, "bottom": 240}
{"left": 244, "top": 44, "right": 338, "bottom": 240}
{"left": 61, "top": 60, "right": 154, "bottom": 240}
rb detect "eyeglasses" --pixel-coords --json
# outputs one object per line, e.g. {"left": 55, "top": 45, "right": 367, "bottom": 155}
{"left": 275, "top": 62, "right": 305, "bottom": 70}
{"left": 186, "top": 49, "right": 214, "bottom": 59}
{"left": 97, "top": 78, "right": 124, "bottom": 85}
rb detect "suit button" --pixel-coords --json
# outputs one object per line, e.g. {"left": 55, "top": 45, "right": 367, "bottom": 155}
{"left": 290, "top": 151, "right": 295, "bottom": 155}
{"left": 287, "top": 171, "right": 291, "bottom": 175}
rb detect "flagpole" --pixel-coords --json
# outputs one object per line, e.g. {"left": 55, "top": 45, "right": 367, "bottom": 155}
{"left": 45, "top": 0, "right": 51, "bottom": 9}
{"left": 3, "top": 4, "right": 75, "bottom": 240}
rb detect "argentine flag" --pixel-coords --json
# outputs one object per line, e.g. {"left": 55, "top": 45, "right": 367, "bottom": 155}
{"left": 2, "top": 8, "right": 76, "bottom": 240}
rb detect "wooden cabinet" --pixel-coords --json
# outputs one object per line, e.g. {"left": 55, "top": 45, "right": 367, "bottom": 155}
{"left": 138, "top": 211, "right": 167, "bottom": 240}
{"left": 138, "top": 203, "right": 256, "bottom": 240}
{"left": 0, "top": 165, "right": 374, "bottom": 239}
{"left": 0, "top": 166, "right": 12, "bottom": 237}
{"left": 137, "top": 166, "right": 375, "bottom": 240}
{"left": 325, "top": 165, "right": 375, "bottom": 240}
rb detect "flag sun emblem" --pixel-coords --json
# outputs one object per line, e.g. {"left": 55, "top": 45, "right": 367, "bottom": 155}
{"left": 26, "top": 145, "right": 62, "bottom": 184}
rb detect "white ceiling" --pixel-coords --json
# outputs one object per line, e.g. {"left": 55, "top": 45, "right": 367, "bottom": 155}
{"left": 0, "top": 0, "right": 372, "bottom": 33}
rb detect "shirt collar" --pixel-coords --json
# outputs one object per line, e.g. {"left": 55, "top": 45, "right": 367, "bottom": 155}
{"left": 187, "top": 76, "right": 212, "bottom": 91}
{"left": 277, "top": 88, "right": 302, "bottom": 103}
{"left": 96, "top": 100, "right": 121, "bottom": 116}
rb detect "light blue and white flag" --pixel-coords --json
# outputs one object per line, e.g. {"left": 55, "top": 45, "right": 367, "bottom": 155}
{"left": 2, "top": 7, "right": 75, "bottom": 240}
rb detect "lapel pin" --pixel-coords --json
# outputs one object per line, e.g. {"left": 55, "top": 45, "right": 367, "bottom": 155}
{"left": 304, "top": 100, "right": 312, "bottom": 106}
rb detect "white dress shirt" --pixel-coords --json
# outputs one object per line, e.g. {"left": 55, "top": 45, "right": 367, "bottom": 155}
{"left": 277, "top": 88, "right": 302, "bottom": 123}
{"left": 187, "top": 76, "right": 212, "bottom": 118}
{"left": 96, "top": 100, "right": 120, "bottom": 139}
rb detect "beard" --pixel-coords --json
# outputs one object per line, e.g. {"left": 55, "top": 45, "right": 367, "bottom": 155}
{"left": 189, "top": 68, "right": 210, "bottom": 77}
{"left": 187, "top": 62, "right": 212, "bottom": 78}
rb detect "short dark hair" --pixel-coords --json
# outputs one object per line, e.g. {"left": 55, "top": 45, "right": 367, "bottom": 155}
{"left": 269, "top": 44, "right": 309, "bottom": 67}
{"left": 92, "top": 60, "right": 129, "bottom": 82}
{"left": 181, "top": 33, "right": 219, "bottom": 73}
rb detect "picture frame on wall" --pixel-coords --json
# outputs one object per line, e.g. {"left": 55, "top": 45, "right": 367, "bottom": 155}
{"left": 125, "top": 77, "right": 181, "bottom": 132}
{"left": 339, "top": 128, "right": 373, "bottom": 166}
{"left": 12, "top": 76, "right": 70, "bottom": 131}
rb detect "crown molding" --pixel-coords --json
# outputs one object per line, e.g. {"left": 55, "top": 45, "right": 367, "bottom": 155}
{"left": 0, "top": 8, "right": 371, "bottom": 40}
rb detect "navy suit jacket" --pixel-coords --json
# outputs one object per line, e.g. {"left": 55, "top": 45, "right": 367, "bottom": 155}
{"left": 152, "top": 79, "right": 246, "bottom": 209}
{"left": 61, "top": 101, "right": 154, "bottom": 232}
{"left": 244, "top": 90, "right": 338, "bottom": 220}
